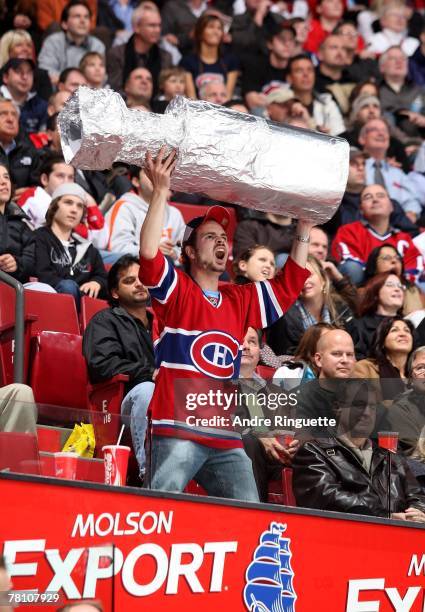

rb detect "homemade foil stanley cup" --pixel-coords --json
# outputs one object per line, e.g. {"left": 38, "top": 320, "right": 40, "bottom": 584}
{"left": 59, "top": 87, "right": 349, "bottom": 224}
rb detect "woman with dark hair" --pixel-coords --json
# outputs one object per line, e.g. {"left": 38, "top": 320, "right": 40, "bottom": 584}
{"left": 180, "top": 13, "right": 240, "bottom": 100}
{"left": 234, "top": 244, "right": 276, "bottom": 284}
{"left": 353, "top": 316, "right": 415, "bottom": 403}
{"left": 0, "top": 162, "right": 33, "bottom": 283}
{"left": 352, "top": 272, "right": 405, "bottom": 359}
{"left": 348, "top": 79, "right": 379, "bottom": 107}
{"left": 364, "top": 244, "right": 424, "bottom": 315}
{"left": 30, "top": 183, "right": 107, "bottom": 309}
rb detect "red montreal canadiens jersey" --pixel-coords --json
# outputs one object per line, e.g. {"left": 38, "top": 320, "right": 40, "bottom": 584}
{"left": 331, "top": 221, "right": 423, "bottom": 282}
{"left": 139, "top": 251, "right": 309, "bottom": 448}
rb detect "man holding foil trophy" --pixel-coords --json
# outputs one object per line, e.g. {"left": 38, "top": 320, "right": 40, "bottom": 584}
{"left": 58, "top": 87, "right": 349, "bottom": 500}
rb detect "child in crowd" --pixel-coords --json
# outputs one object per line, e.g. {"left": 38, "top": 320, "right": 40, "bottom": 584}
{"left": 152, "top": 67, "right": 186, "bottom": 113}
{"left": 79, "top": 52, "right": 107, "bottom": 89}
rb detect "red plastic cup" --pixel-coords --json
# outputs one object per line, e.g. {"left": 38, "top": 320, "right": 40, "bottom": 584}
{"left": 274, "top": 430, "right": 296, "bottom": 449}
{"left": 378, "top": 431, "right": 399, "bottom": 453}
{"left": 54, "top": 452, "right": 78, "bottom": 480}
{"left": 102, "top": 445, "right": 131, "bottom": 486}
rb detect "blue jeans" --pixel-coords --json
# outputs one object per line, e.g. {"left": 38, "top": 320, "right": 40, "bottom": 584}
{"left": 55, "top": 279, "right": 81, "bottom": 310}
{"left": 151, "top": 436, "right": 260, "bottom": 502}
{"left": 121, "top": 381, "right": 154, "bottom": 476}
{"left": 338, "top": 260, "right": 365, "bottom": 286}
{"left": 99, "top": 250, "right": 124, "bottom": 265}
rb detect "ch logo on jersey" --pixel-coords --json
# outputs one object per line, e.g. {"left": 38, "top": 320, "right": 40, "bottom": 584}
{"left": 190, "top": 331, "right": 240, "bottom": 379}
{"left": 244, "top": 522, "right": 296, "bottom": 612}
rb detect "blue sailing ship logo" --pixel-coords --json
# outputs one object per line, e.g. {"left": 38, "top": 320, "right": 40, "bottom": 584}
{"left": 243, "top": 521, "right": 296, "bottom": 612}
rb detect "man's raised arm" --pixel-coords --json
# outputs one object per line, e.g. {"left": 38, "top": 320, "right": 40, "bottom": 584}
{"left": 139, "top": 147, "right": 177, "bottom": 260}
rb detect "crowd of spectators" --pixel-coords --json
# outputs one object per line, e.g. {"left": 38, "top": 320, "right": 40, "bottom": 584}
{"left": 1, "top": 0, "right": 425, "bottom": 521}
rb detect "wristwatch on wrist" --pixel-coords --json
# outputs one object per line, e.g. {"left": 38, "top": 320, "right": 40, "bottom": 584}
{"left": 296, "top": 234, "right": 310, "bottom": 243}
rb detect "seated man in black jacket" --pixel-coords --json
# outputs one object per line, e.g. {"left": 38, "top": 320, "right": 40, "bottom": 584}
{"left": 83, "top": 255, "right": 155, "bottom": 479}
{"left": 0, "top": 97, "right": 41, "bottom": 194}
{"left": 293, "top": 380, "right": 425, "bottom": 521}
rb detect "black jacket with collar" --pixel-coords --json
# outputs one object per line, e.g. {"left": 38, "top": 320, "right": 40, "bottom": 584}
{"left": 83, "top": 306, "right": 155, "bottom": 394}
{"left": 30, "top": 226, "right": 107, "bottom": 290}
{"left": 386, "top": 388, "right": 425, "bottom": 456}
{"left": 0, "top": 135, "right": 41, "bottom": 189}
{"left": 0, "top": 201, "right": 34, "bottom": 283}
{"left": 351, "top": 313, "right": 388, "bottom": 360}
{"left": 292, "top": 436, "right": 425, "bottom": 517}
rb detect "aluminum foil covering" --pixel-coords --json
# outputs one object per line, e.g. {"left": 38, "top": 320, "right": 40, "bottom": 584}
{"left": 59, "top": 87, "right": 349, "bottom": 223}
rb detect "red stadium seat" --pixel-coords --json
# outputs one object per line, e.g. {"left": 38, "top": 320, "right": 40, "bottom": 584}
{"left": 0, "top": 286, "right": 80, "bottom": 386}
{"left": 30, "top": 332, "right": 88, "bottom": 425}
{"left": 29, "top": 330, "right": 129, "bottom": 456}
{"left": 268, "top": 468, "right": 296, "bottom": 506}
{"left": 0, "top": 432, "right": 41, "bottom": 475}
{"left": 170, "top": 202, "right": 208, "bottom": 224}
{"left": 0, "top": 282, "right": 36, "bottom": 385}
{"left": 25, "top": 290, "right": 80, "bottom": 335}
{"left": 79, "top": 296, "right": 108, "bottom": 332}
{"left": 88, "top": 374, "right": 128, "bottom": 457}
{"left": 184, "top": 480, "right": 208, "bottom": 496}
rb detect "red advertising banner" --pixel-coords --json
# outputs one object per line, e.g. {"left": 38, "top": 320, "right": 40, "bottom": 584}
{"left": 1, "top": 474, "right": 425, "bottom": 612}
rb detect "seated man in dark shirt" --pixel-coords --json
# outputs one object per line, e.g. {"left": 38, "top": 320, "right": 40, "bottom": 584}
{"left": 237, "top": 326, "right": 299, "bottom": 502}
{"left": 293, "top": 379, "right": 425, "bottom": 521}
{"left": 386, "top": 346, "right": 425, "bottom": 456}
{"left": 83, "top": 255, "right": 155, "bottom": 479}
{"left": 241, "top": 24, "right": 297, "bottom": 113}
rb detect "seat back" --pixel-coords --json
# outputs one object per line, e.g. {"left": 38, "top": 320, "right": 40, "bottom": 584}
{"left": 0, "top": 282, "right": 15, "bottom": 327}
{"left": 268, "top": 468, "right": 296, "bottom": 507}
{"left": 0, "top": 283, "right": 35, "bottom": 385}
{"left": 184, "top": 480, "right": 208, "bottom": 496}
{"left": 88, "top": 375, "right": 128, "bottom": 457}
{"left": 80, "top": 296, "right": 108, "bottom": 332}
{"left": 0, "top": 432, "right": 40, "bottom": 475}
{"left": 25, "top": 290, "right": 80, "bottom": 335}
{"left": 30, "top": 332, "right": 88, "bottom": 413}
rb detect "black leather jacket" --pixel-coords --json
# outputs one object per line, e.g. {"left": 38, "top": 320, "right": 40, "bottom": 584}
{"left": 83, "top": 306, "right": 155, "bottom": 395}
{"left": 292, "top": 437, "right": 425, "bottom": 518}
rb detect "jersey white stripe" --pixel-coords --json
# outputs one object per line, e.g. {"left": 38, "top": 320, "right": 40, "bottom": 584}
{"left": 154, "top": 326, "right": 203, "bottom": 347}
{"left": 255, "top": 281, "right": 267, "bottom": 328}
{"left": 263, "top": 279, "right": 284, "bottom": 318}
{"left": 153, "top": 272, "right": 178, "bottom": 304}
{"left": 160, "top": 361, "right": 199, "bottom": 372}
{"left": 145, "top": 255, "right": 170, "bottom": 290}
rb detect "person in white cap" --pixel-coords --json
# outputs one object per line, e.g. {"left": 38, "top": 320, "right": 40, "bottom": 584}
{"left": 29, "top": 182, "right": 107, "bottom": 309}
{"left": 137, "top": 147, "right": 314, "bottom": 501}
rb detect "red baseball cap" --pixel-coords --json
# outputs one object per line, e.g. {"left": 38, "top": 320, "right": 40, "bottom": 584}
{"left": 182, "top": 206, "right": 231, "bottom": 244}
